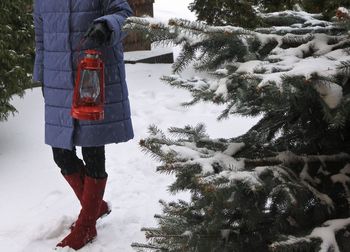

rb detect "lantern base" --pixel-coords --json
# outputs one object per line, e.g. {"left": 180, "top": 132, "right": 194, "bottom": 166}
{"left": 71, "top": 106, "right": 104, "bottom": 121}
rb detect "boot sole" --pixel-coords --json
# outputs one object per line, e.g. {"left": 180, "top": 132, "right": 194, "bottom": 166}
{"left": 54, "top": 237, "right": 96, "bottom": 251}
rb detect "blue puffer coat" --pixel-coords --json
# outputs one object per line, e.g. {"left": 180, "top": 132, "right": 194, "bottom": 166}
{"left": 33, "top": 0, "right": 134, "bottom": 150}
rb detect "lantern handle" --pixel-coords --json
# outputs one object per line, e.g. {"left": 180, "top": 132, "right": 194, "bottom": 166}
{"left": 75, "top": 37, "right": 105, "bottom": 66}
{"left": 75, "top": 37, "right": 88, "bottom": 66}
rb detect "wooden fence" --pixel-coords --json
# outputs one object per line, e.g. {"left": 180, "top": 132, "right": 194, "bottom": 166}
{"left": 124, "top": 0, "right": 155, "bottom": 52}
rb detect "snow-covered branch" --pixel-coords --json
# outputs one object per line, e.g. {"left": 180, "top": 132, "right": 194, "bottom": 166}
{"left": 245, "top": 152, "right": 350, "bottom": 168}
{"left": 270, "top": 218, "right": 350, "bottom": 252}
{"left": 125, "top": 16, "right": 350, "bottom": 131}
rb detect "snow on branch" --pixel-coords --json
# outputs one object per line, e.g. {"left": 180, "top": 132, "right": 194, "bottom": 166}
{"left": 271, "top": 218, "right": 350, "bottom": 252}
{"left": 142, "top": 123, "right": 350, "bottom": 179}
{"left": 245, "top": 152, "right": 350, "bottom": 168}
{"left": 141, "top": 125, "right": 349, "bottom": 202}
{"left": 167, "top": 18, "right": 254, "bottom": 36}
{"left": 310, "top": 218, "right": 350, "bottom": 252}
{"left": 336, "top": 7, "right": 350, "bottom": 20}
{"left": 125, "top": 15, "right": 350, "bottom": 116}
{"left": 257, "top": 10, "right": 341, "bottom": 35}
{"left": 140, "top": 127, "right": 343, "bottom": 249}
{"left": 259, "top": 10, "right": 326, "bottom": 26}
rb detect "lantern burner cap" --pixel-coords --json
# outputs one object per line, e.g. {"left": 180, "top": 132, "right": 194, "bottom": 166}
{"left": 84, "top": 49, "right": 101, "bottom": 59}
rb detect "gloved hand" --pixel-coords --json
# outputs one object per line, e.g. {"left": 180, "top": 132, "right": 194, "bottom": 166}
{"left": 84, "top": 22, "right": 111, "bottom": 45}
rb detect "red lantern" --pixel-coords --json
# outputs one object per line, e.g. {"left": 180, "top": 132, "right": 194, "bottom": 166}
{"left": 71, "top": 50, "right": 105, "bottom": 121}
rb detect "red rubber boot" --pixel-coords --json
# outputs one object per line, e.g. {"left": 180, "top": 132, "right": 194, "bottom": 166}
{"left": 63, "top": 172, "right": 111, "bottom": 219}
{"left": 57, "top": 176, "right": 107, "bottom": 250}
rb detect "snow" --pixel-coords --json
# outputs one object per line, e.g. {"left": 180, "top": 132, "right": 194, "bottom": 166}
{"left": 331, "top": 174, "right": 350, "bottom": 185}
{"left": 161, "top": 144, "right": 203, "bottom": 160}
{"left": 340, "top": 164, "right": 350, "bottom": 175}
{"left": 124, "top": 47, "right": 173, "bottom": 61}
{"left": 204, "top": 170, "right": 262, "bottom": 190}
{"left": 238, "top": 33, "right": 347, "bottom": 109}
{"left": 276, "top": 151, "right": 299, "bottom": 164}
{"left": 314, "top": 82, "right": 343, "bottom": 109}
{"left": 302, "top": 182, "right": 334, "bottom": 211}
{"left": 236, "top": 60, "right": 267, "bottom": 74}
{"left": 220, "top": 229, "right": 230, "bottom": 241}
{"left": 257, "top": 10, "right": 331, "bottom": 33}
{"left": 255, "top": 34, "right": 349, "bottom": 92}
{"left": 213, "top": 78, "right": 229, "bottom": 99}
{"left": 0, "top": 2, "right": 259, "bottom": 248}
{"left": 160, "top": 142, "right": 246, "bottom": 175}
{"left": 337, "top": 7, "right": 349, "bottom": 15}
{"left": 310, "top": 218, "right": 350, "bottom": 252}
{"left": 266, "top": 217, "right": 350, "bottom": 252}
{"left": 300, "top": 163, "right": 320, "bottom": 185}
{"left": 182, "top": 230, "right": 192, "bottom": 237}
{"left": 259, "top": 10, "right": 324, "bottom": 23}
{"left": 223, "top": 143, "right": 245, "bottom": 156}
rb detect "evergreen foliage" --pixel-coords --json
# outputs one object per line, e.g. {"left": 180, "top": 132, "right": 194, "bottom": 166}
{"left": 0, "top": 0, "right": 34, "bottom": 121}
{"left": 188, "top": 0, "right": 350, "bottom": 27}
{"left": 188, "top": 0, "right": 261, "bottom": 27}
{"left": 303, "top": 0, "right": 350, "bottom": 19}
{"left": 125, "top": 4, "right": 350, "bottom": 252}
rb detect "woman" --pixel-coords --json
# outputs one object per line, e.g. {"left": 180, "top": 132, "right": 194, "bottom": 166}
{"left": 33, "top": 0, "right": 134, "bottom": 250}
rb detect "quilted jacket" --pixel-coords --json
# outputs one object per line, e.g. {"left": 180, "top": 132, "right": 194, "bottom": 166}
{"left": 33, "top": 0, "right": 134, "bottom": 150}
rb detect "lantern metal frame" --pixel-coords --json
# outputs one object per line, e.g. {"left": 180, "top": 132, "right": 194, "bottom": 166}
{"left": 71, "top": 50, "right": 105, "bottom": 121}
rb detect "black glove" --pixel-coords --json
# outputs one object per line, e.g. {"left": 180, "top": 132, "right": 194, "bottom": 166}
{"left": 84, "top": 22, "right": 111, "bottom": 45}
{"left": 39, "top": 82, "right": 44, "bottom": 97}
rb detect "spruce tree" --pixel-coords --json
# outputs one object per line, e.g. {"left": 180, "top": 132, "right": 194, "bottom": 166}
{"left": 126, "top": 4, "right": 350, "bottom": 252}
{"left": 0, "top": 0, "right": 34, "bottom": 121}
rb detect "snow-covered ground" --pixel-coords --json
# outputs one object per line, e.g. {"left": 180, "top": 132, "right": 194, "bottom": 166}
{"left": 0, "top": 2, "right": 257, "bottom": 252}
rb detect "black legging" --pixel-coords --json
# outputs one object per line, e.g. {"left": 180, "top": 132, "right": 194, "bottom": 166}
{"left": 52, "top": 146, "right": 107, "bottom": 179}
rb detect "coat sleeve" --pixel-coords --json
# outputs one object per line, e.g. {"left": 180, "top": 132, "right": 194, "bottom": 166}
{"left": 94, "top": 0, "right": 133, "bottom": 46}
{"left": 33, "top": 1, "right": 44, "bottom": 83}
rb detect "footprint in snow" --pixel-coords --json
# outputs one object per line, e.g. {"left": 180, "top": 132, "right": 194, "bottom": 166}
{"left": 31, "top": 215, "right": 74, "bottom": 241}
